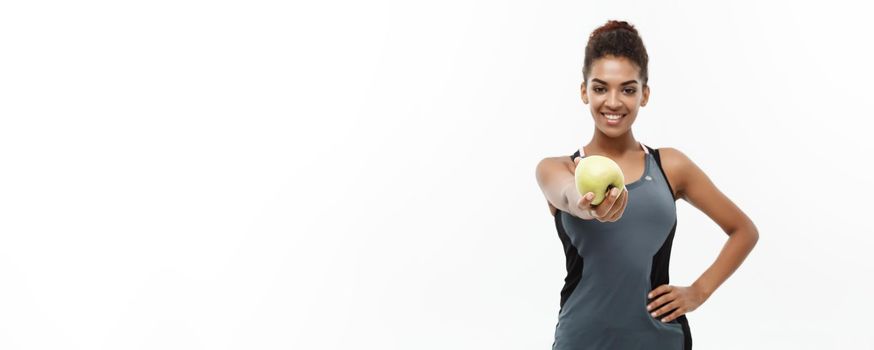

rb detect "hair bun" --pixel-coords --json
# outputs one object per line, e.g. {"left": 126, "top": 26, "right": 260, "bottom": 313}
{"left": 582, "top": 19, "right": 649, "bottom": 85}
{"left": 590, "top": 20, "right": 638, "bottom": 39}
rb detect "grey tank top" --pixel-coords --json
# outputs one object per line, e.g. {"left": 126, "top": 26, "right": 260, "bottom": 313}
{"left": 552, "top": 142, "right": 692, "bottom": 350}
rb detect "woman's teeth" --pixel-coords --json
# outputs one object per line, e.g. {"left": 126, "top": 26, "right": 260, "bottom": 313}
{"left": 603, "top": 113, "right": 624, "bottom": 120}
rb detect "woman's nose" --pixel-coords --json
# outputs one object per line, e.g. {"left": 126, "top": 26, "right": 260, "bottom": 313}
{"left": 606, "top": 91, "right": 622, "bottom": 108}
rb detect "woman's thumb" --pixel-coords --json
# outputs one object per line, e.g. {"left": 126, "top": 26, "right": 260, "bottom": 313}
{"left": 581, "top": 192, "right": 594, "bottom": 205}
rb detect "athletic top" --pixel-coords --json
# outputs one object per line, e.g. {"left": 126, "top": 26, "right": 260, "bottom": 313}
{"left": 551, "top": 142, "right": 692, "bottom": 350}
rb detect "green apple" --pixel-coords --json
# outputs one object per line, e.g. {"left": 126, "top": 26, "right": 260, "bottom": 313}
{"left": 574, "top": 155, "right": 625, "bottom": 206}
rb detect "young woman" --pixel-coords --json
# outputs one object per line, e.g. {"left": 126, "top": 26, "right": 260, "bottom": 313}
{"left": 535, "top": 20, "right": 759, "bottom": 349}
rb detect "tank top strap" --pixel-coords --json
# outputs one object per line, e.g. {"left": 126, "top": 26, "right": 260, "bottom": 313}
{"left": 642, "top": 144, "right": 677, "bottom": 200}
{"left": 571, "top": 141, "right": 649, "bottom": 159}
{"left": 642, "top": 143, "right": 660, "bottom": 169}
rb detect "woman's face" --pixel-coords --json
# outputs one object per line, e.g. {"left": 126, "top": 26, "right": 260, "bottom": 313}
{"left": 581, "top": 55, "right": 650, "bottom": 138}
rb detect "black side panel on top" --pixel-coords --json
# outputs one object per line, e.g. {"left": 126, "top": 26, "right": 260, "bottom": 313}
{"left": 554, "top": 211, "right": 584, "bottom": 309}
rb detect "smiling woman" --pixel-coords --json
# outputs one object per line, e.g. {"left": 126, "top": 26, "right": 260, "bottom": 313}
{"left": 535, "top": 20, "right": 759, "bottom": 350}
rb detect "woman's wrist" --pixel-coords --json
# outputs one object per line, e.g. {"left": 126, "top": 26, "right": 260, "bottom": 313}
{"left": 563, "top": 182, "right": 580, "bottom": 209}
{"left": 563, "top": 182, "right": 595, "bottom": 220}
{"left": 691, "top": 281, "right": 714, "bottom": 301}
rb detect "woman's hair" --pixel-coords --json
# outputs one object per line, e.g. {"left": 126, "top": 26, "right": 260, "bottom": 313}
{"left": 582, "top": 20, "right": 649, "bottom": 86}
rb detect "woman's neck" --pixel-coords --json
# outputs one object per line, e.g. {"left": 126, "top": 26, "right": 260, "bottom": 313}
{"left": 584, "top": 130, "right": 639, "bottom": 158}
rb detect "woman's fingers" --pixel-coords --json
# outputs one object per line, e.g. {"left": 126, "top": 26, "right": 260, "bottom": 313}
{"left": 649, "top": 285, "right": 672, "bottom": 299}
{"left": 574, "top": 186, "right": 626, "bottom": 222}
{"left": 651, "top": 300, "right": 680, "bottom": 318}
{"left": 647, "top": 285, "right": 675, "bottom": 311}
{"left": 603, "top": 188, "right": 627, "bottom": 221}
{"left": 576, "top": 192, "right": 597, "bottom": 220}
{"left": 617, "top": 189, "right": 629, "bottom": 220}
{"left": 660, "top": 307, "right": 687, "bottom": 323}
{"left": 578, "top": 191, "right": 593, "bottom": 209}
{"left": 595, "top": 187, "right": 623, "bottom": 221}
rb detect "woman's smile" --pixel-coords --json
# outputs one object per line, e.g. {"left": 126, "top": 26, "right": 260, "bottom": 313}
{"left": 601, "top": 112, "right": 626, "bottom": 125}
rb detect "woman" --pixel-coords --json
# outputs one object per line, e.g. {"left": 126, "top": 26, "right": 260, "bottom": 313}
{"left": 535, "top": 20, "right": 759, "bottom": 350}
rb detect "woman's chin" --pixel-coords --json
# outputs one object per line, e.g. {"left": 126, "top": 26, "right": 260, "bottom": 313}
{"left": 597, "top": 125, "right": 631, "bottom": 137}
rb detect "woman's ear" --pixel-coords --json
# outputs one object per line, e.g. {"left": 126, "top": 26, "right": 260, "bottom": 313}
{"left": 640, "top": 84, "right": 650, "bottom": 107}
{"left": 580, "top": 83, "right": 589, "bottom": 104}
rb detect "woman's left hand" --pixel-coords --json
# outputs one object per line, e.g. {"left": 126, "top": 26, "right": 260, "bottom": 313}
{"left": 646, "top": 284, "right": 708, "bottom": 323}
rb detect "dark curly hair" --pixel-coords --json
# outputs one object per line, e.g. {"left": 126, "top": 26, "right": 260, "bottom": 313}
{"left": 582, "top": 20, "right": 649, "bottom": 86}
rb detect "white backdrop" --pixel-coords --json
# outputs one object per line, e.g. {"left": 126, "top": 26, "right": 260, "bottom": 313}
{"left": 1, "top": 0, "right": 873, "bottom": 349}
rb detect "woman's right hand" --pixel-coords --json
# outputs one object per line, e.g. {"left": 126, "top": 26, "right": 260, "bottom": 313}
{"left": 567, "top": 156, "right": 629, "bottom": 222}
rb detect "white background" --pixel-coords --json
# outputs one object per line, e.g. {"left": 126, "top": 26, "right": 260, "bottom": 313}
{"left": 1, "top": 0, "right": 873, "bottom": 349}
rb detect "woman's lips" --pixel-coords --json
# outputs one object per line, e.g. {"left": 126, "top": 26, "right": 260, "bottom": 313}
{"left": 602, "top": 113, "right": 626, "bottom": 126}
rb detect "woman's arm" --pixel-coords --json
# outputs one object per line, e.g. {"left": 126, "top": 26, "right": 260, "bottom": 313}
{"left": 665, "top": 147, "right": 759, "bottom": 298}
{"left": 647, "top": 147, "right": 760, "bottom": 323}
{"left": 535, "top": 156, "right": 578, "bottom": 216}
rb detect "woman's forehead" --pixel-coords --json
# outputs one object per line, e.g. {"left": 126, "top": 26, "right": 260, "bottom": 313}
{"left": 589, "top": 56, "right": 641, "bottom": 82}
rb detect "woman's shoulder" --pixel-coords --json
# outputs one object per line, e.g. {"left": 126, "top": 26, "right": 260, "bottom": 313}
{"left": 651, "top": 146, "right": 695, "bottom": 200}
{"left": 654, "top": 146, "right": 695, "bottom": 170}
{"left": 653, "top": 146, "right": 687, "bottom": 161}
{"left": 539, "top": 154, "right": 575, "bottom": 172}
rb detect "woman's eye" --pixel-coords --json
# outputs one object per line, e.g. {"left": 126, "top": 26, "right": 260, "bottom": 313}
{"left": 594, "top": 87, "right": 606, "bottom": 93}
{"left": 623, "top": 88, "right": 637, "bottom": 94}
